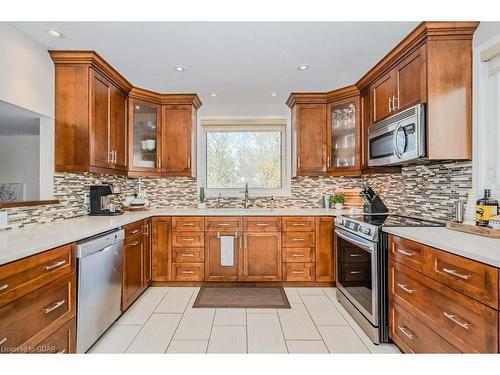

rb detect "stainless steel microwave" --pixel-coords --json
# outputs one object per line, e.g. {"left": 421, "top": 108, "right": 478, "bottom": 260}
{"left": 368, "top": 104, "right": 425, "bottom": 166}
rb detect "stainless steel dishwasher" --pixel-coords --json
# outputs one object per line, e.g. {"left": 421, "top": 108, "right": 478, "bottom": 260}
{"left": 76, "top": 228, "right": 124, "bottom": 353}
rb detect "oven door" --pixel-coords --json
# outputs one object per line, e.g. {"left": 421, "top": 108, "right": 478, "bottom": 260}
{"left": 335, "top": 228, "right": 378, "bottom": 326}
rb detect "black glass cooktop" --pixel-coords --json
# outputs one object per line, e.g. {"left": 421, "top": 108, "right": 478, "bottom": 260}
{"left": 341, "top": 214, "right": 445, "bottom": 228}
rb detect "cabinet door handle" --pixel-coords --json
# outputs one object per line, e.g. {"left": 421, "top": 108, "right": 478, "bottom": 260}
{"left": 327, "top": 156, "right": 330, "bottom": 167}
{"left": 292, "top": 238, "right": 305, "bottom": 241}
{"left": 392, "top": 96, "right": 399, "bottom": 110}
{"left": 182, "top": 223, "right": 195, "bottom": 226}
{"left": 349, "top": 270, "right": 362, "bottom": 274}
{"left": 397, "top": 325, "right": 414, "bottom": 339}
{"left": 297, "top": 156, "right": 301, "bottom": 168}
{"left": 181, "top": 253, "right": 194, "bottom": 257}
{"left": 443, "top": 312, "right": 470, "bottom": 330}
{"left": 181, "top": 271, "right": 194, "bottom": 274}
{"left": 255, "top": 223, "right": 269, "bottom": 227}
{"left": 44, "top": 299, "right": 66, "bottom": 314}
{"left": 187, "top": 157, "right": 191, "bottom": 169}
{"left": 292, "top": 223, "right": 305, "bottom": 226}
{"left": 442, "top": 268, "right": 470, "bottom": 280}
{"left": 397, "top": 283, "right": 416, "bottom": 294}
{"left": 292, "top": 271, "right": 304, "bottom": 274}
{"left": 0, "top": 284, "right": 8, "bottom": 292}
{"left": 0, "top": 337, "right": 7, "bottom": 346}
{"left": 44, "top": 260, "right": 66, "bottom": 271}
{"left": 182, "top": 238, "right": 194, "bottom": 241}
{"left": 113, "top": 150, "right": 117, "bottom": 164}
{"left": 350, "top": 253, "right": 364, "bottom": 257}
{"left": 218, "top": 223, "right": 231, "bottom": 226}
{"left": 144, "top": 224, "right": 149, "bottom": 236}
{"left": 388, "top": 97, "right": 393, "bottom": 113}
{"left": 130, "top": 241, "right": 141, "bottom": 246}
{"left": 397, "top": 249, "right": 415, "bottom": 257}
{"left": 130, "top": 229, "right": 141, "bottom": 235}
{"left": 292, "top": 254, "right": 305, "bottom": 257}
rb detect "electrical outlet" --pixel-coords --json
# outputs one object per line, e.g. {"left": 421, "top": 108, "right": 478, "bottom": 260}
{"left": 0, "top": 211, "right": 7, "bottom": 230}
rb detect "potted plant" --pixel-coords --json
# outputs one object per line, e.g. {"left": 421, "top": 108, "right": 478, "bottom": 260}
{"left": 198, "top": 187, "right": 206, "bottom": 209}
{"left": 330, "top": 193, "right": 346, "bottom": 210}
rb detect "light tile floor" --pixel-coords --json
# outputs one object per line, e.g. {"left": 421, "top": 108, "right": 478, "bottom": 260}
{"left": 88, "top": 286, "right": 400, "bottom": 354}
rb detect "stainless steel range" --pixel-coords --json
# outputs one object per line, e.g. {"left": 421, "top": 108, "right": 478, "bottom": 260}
{"left": 334, "top": 213, "right": 444, "bottom": 344}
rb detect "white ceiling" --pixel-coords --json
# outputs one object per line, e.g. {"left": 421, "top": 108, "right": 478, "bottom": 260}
{"left": 0, "top": 100, "right": 40, "bottom": 136}
{"left": 12, "top": 22, "right": 419, "bottom": 116}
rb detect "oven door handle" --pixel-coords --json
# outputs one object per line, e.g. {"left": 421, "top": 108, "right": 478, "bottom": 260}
{"left": 335, "top": 229, "right": 376, "bottom": 253}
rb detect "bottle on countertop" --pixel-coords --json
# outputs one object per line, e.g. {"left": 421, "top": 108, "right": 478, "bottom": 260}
{"left": 476, "top": 189, "right": 499, "bottom": 227}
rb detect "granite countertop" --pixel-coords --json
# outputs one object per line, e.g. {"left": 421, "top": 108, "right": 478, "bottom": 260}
{"left": 382, "top": 226, "right": 500, "bottom": 268}
{"left": 0, "top": 207, "right": 352, "bottom": 266}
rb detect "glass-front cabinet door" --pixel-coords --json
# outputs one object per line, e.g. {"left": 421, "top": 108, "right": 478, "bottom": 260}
{"left": 129, "top": 99, "right": 161, "bottom": 174}
{"left": 327, "top": 96, "right": 360, "bottom": 172}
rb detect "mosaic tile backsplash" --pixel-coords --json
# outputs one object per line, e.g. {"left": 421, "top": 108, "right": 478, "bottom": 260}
{"left": 1, "top": 161, "right": 472, "bottom": 230}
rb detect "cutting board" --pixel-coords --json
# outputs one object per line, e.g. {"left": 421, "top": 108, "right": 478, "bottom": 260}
{"left": 335, "top": 188, "right": 363, "bottom": 209}
{"left": 446, "top": 221, "right": 500, "bottom": 239}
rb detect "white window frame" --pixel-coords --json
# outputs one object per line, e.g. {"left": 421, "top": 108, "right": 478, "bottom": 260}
{"left": 474, "top": 34, "right": 500, "bottom": 201}
{"left": 197, "top": 116, "right": 291, "bottom": 198}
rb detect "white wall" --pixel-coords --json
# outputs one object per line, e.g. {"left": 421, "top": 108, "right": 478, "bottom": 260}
{"left": 0, "top": 23, "right": 54, "bottom": 117}
{"left": 0, "top": 135, "right": 40, "bottom": 200}
{"left": 0, "top": 23, "right": 55, "bottom": 199}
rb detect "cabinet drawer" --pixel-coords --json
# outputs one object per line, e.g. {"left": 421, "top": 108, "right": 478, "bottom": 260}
{"left": 172, "top": 217, "right": 204, "bottom": 232}
{"left": 0, "top": 272, "right": 76, "bottom": 353}
{"left": 283, "top": 248, "right": 315, "bottom": 263}
{"left": 172, "top": 263, "right": 204, "bottom": 281}
{"left": 390, "top": 302, "right": 459, "bottom": 353}
{"left": 205, "top": 217, "right": 243, "bottom": 232}
{"left": 389, "top": 235, "right": 426, "bottom": 273}
{"left": 171, "top": 232, "right": 204, "bottom": 247}
{"left": 282, "top": 217, "right": 315, "bottom": 232}
{"left": 283, "top": 263, "right": 315, "bottom": 282}
{"left": 173, "top": 247, "right": 204, "bottom": 263}
{"left": 124, "top": 220, "right": 145, "bottom": 240}
{"left": 244, "top": 217, "right": 281, "bottom": 232}
{"left": 0, "top": 244, "right": 75, "bottom": 308}
{"left": 32, "top": 318, "right": 76, "bottom": 354}
{"left": 282, "top": 232, "right": 315, "bottom": 248}
{"left": 426, "top": 247, "right": 499, "bottom": 309}
{"left": 390, "top": 261, "right": 498, "bottom": 353}
{"left": 342, "top": 246, "right": 370, "bottom": 263}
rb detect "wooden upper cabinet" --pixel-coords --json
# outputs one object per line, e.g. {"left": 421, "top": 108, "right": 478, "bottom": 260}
{"left": 326, "top": 95, "right": 361, "bottom": 175}
{"left": 128, "top": 97, "right": 162, "bottom": 175}
{"left": 162, "top": 104, "right": 195, "bottom": 176}
{"left": 50, "top": 51, "right": 202, "bottom": 177}
{"left": 51, "top": 51, "right": 132, "bottom": 175}
{"left": 371, "top": 71, "right": 396, "bottom": 123}
{"left": 293, "top": 103, "right": 327, "bottom": 175}
{"left": 395, "top": 46, "right": 426, "bottom": 112}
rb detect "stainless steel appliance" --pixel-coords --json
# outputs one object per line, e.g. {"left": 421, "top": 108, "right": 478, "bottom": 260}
{"left": 76, "top": 229, "right": 124, "bottom": 353}
{"left": 89, "top": 184, "right": 124, "bottom": 216}
{"left": 334, "top": 213, "right": 444, "bottom": 344}
{"left": 368, "top": 104, "right": 425, "bottom": 166}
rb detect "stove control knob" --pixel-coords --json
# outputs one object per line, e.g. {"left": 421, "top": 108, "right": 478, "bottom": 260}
{"left": 336, "top": 218, "right": 344, "bottom": 226}
{"left": 359, "top": 227, "right": 371, "bottom": 235}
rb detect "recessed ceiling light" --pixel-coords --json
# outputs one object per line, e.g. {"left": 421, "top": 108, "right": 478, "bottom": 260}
{"left": 210, "top": 93, "right": 217, "bottom": 97}
{"left": 47, "top": 28, "right": 65, "bottom": 39}
{"left": 270, "top": 92, "right": 277, "bottom": 97}
{"left": 174, "top": 65, "right": 186, "bottom": 72}
{"left": 297, "top": 64, "right": 309, "bottom": 71}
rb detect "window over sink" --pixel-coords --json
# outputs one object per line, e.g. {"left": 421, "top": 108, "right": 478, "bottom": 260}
{"left": 198, "top": 118, "right": 290, "bottom": 197}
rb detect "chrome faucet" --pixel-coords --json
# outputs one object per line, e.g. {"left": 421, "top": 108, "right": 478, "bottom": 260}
{"left": 243, "top": 183, "right": 250, "bottom": 209}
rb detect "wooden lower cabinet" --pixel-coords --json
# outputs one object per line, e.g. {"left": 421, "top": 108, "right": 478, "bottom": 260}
{"left": 152, "top": 217, "right": 172, "bottom": 281}
{"left": 172, "top": 263, "right": 204, "bottom": 281}
{"left": 144, "top": 219, "right": 152, "bottom": 286}
{"left": 315, "top": 217, "right": 334, "bottom": 282}
{"left": 243, "top": 232, "right": 281, "bottom": 281}
{"left": 283, "top": 263, "right": 315, "bottom": 282}
{"left": 122, "top": 237, "right": 144, "bottom": 310}
{"left": 205, "top": 232, "right": 243, "bottom": 281}
{"left": 33, "top": 318, "right": 76, "bottom": 354}
{"left": 388, "top": 234, "right": 500, "bottom": 354}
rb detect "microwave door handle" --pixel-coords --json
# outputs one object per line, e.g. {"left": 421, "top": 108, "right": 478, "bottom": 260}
{"left": 393, "top": 122, "right": 403, "bottom": 159}
{"left": 335, "top": 230, "right": 375, "bottom": 253}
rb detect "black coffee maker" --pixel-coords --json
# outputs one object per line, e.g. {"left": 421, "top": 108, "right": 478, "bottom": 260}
{"left": 89, "top": 184, "right": 124, "bottom": 216}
